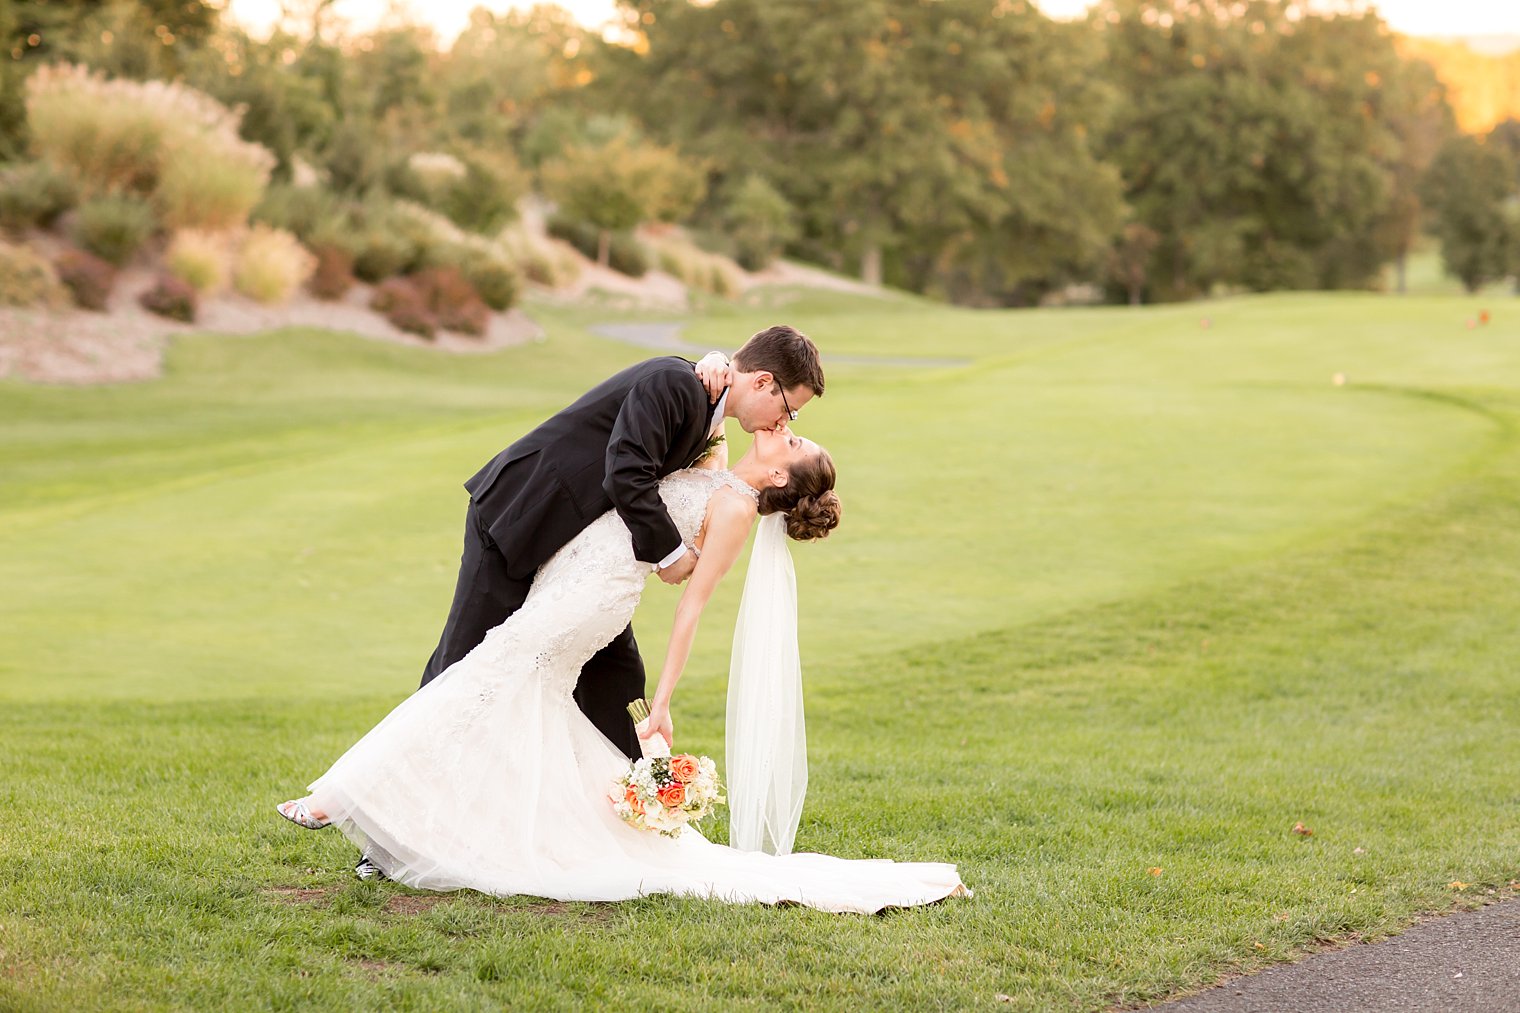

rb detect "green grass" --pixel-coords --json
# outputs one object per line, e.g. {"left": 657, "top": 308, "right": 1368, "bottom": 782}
{"left": 2, "top": 289, "right": 1518, "bottom": 1009}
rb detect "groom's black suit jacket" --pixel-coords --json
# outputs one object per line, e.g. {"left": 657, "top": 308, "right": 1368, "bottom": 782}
{"left": 420, "top": 356, "right": 720, "bottom": 759}
{"left": 464, "top": 356, "right": 720, "bottom": 580}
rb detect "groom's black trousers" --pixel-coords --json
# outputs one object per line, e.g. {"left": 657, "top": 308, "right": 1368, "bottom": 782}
{"left": 419, "top": 500, "right": 644, "bottom": 760}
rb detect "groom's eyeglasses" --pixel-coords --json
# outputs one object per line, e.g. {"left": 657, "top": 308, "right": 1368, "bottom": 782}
{"left": 776, "top": 383, "right": 798, "bottom": 422}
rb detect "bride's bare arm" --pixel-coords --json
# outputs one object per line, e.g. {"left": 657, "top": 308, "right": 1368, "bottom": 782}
{"left": 642, "top": 490, "right": 755, "bottom": 744}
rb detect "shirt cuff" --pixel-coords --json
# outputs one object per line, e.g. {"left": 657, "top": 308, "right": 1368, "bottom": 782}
{"left": 655, "top": 543, "right": 687, "bottom": 570}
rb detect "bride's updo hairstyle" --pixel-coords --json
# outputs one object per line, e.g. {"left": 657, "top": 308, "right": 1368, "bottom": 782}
{"left": 758, "top": 446, "right": 841, "bottom": 542}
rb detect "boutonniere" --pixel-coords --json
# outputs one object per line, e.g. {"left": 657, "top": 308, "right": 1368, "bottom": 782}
{"left": 694, "top": 431, "right": 725, "bottom": 464}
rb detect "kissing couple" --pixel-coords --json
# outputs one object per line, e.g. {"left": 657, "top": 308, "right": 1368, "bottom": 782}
{"left": 278, "top": 325, "right": 968, "bottom": 914}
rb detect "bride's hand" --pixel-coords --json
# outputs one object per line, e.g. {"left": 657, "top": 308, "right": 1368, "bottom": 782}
{"left": 640, "top": 703, "right": 674, "bottom": 749}
{"left": 693, "top": 352, "right": 731, "bottom": 404}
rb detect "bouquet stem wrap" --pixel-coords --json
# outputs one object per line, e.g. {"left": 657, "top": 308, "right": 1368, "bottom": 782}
{"left": 627, "top": 698, "right": 671, "bottom": 758}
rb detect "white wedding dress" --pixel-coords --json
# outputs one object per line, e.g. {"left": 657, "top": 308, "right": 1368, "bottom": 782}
{"left": 304, "top": 468, "right": 967, "bottom": 914}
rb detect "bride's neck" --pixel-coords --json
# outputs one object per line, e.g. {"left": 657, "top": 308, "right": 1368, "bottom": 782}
{"left": 729, "top": 455, "right": 766, "bottom": 492}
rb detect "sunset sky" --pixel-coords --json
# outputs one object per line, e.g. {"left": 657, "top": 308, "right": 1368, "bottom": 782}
{"left": 225, "top": 0, "right": 1520, "bottom": 43}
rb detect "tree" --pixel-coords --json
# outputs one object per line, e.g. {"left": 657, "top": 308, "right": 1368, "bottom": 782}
{"left": 722, "top": 174, "right": 798, "bottom": 270}
{"left": 1420, "top": 135, "right": 1516, "bottom": 292}
{"left": 442, "top": 6, "right": 590, "bottom": 151}
{"left": 540, "top": 132, "right": 705, "bottom": 265}
{"left": 1095, "top": 0, "right": 1456, "bottom": 299}
{"left": 1107, "top": 221, "right": 1160, "bottom": 305}
{"left": 598, "top": 0, "right": 1121, "bottom": 302}
{"left": 183, "top": 29, "right": 338, "bottom": 181}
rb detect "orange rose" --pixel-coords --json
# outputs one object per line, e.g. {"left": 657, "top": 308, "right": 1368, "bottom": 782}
{"left": 657, "top": 782, "right": 686, "bottom": 808}
{"left": 625, "top": 787, "right": 644, "bottom": 814}
{"left": 669, "top": 754, "right": 700, "bottom": 784}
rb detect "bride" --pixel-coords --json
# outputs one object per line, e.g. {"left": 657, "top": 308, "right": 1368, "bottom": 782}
{"left": 278, "top": 428, "right": 968, "bottom": 914}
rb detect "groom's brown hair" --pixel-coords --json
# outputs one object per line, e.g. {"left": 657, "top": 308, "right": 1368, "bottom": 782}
{"left": 733, "top": 325, "right": 825, "bottom": 397}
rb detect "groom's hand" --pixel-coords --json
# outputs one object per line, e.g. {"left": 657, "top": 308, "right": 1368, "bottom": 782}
{"left": 694, "top": 352, "right": 731, "bottom": 404}
{"left": 656, "top": 548, "right": 698, "bottom": 585}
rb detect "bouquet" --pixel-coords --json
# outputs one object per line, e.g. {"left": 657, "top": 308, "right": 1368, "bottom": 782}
{"left": 610, "top": 699, "right": 725, "bottom": 837}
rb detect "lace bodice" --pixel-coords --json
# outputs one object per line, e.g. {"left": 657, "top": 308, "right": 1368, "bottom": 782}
{"left": 654, "top": 468, "right": 760, "bottom": 548}
{"left": 469, "top": 469, "right": 758, "bottom": 697}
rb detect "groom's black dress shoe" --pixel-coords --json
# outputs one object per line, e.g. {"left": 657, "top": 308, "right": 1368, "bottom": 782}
{"left": 354, "top": 855, "right": 387, "bottom": 881}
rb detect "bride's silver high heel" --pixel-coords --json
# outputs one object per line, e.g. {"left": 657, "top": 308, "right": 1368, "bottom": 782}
{"left": 276, "top": 798, "right": 331, "bottom": 830}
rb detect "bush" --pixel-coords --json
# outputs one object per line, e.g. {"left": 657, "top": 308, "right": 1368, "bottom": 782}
{"left": 369, "top": 277, "right": 435, "bottom": 338}
{"left": 53, "top": 248, "right": 117, "bottom": 311}
{"left": 463, "top": 257, "right": 519, "bottom": 311}
{"left": 26, "top": 65, "right": 273, "bottom": 225}
{"left": 650, "top": 235, "right": 743, "bottom": 298}
{"left": 427, "top": 242, "right": 519, "bottom": 311}
{"left": 391, "top": 149, "right": 524, "bottom": 235}
{"left": 438, "top": 150, "right": 524, "bottom": 235}
{"left": 307, "top": 243, "right": 355, "bottom": 301}
{"left": 234, "top": 225, "right": 315, "bottom": 304}
{"left": 606, "top": 233, "right": 650, "bottom": 278}
{"left": 351, "top": 226, "right": 415, "bottom": 283}
{"left": 73, "top": 194, "right": 156, "bottom": 267}
{"left": 157, "top": 146, "right": 270, "bottom": 230}
{"left": 546, "top": 214, "right": 598, "bottom": 259}
{"left": 165, "top": 230, "right": 230, "bottom": 294}
{"left": 547, "top": 215, "right": 648, "bottom": 277}
{"left": 252, "top": 183, "right": 353, "bottom": 249}
{"left": 349, "top": 199, "right": 438, "bottom": 282}
{"left": 411, "top": 266, "right": 490, "bottom": 336}
{"left": 0, "top": 241, "right": 67, "bottom": 307}
{"left": 321, "top": 119, "right": 384, "bottom": 195}
{"left": 0, "top": 161, "right": 79, "bottom": 233}
{"left": 500, "top": 227, "right": 582, "bottom": 289}
{"left": 138, "top": 274, "right": 197, "bottom": 322}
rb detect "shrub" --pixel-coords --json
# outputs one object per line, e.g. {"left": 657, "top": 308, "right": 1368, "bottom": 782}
{"left": 348, "top": 199, "right": 439, "bottom": 282}
{"left": 234, "top": 225, "right": 315, "bottom": 304}
{"left": 26, "top": 65, "right": 273, "bottom": 226}
{"left": 463, "top": 257, "right": 519, "bottom": 311}
{"left": 650, "top": 234, "right": 743, "bottom": 298}
{"left": 547, "top": 214, "right": 598, "bottom": 259}
{"left": 547, "top": 215, "right": 648, "bottom": 276}
{"left": 406, "top": 151, "right": 467, "bottom": 192}
{"left": 351, "top": 226, "right": 414, "bottom": 283}
{"left": 165, "top": 230, "right": 230, "bottom": 294}
{"left": 411, "top": 266, "right": 490, "bottom": 336}
{"left": 321, "top": 119, "right": 384, "bottom": 195}
{"left": 252, "top": 183, "right": 353, "bottom": 249}
{"left": 53, "top": 248, "right": 117, "bottom": 311}
{"left": 0, "top": 161, "right": 78, "bottom": 233}
{"left": 437, "top": 150, "right": 524, "bottom": 235}
{"left": 156, "top": 146, "right": 269, "bottom": 230}
{"left": 369, "top": 277, "right": 435, "bottom": 337}
{"left": 606, "top": 233, "right": 650, "bottom": 278}
{"left": 72, "top": 195, "right": 156, "bottom": 267}
{"left": 0, "top": 241, "right": 67, "bottom": 307}
{"left": 501, "top": 226, "right": 581, "bottom": 289}
{"left": 427, "top": 242, "right": 519, "bottom": 311}
{"left": 138, "top": 274, "right": 197, "bottom": 322}
{"left": 539, "top": 134, "right": 706, "bottom": 255}
{"left": 391, "top": 149, "right": 524, "bottom": 235}
{"left": 307, "top": 243, "right": 355, "bottom": 301}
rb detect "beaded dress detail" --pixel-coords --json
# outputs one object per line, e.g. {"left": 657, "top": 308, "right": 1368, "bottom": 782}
{"left": 304, "top": 469, "right": 966, "bottom": 913}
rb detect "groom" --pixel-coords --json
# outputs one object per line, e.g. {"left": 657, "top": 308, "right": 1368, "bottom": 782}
{"left": 419, "top": 325, "right": 826, "bottom": 758}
